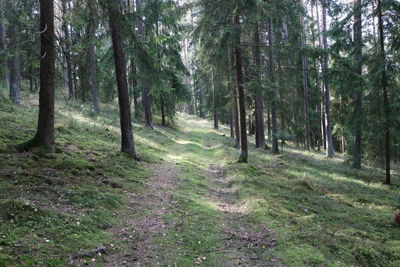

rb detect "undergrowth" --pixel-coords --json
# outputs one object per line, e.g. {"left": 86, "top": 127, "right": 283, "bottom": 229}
{"left": 1, "top": 93, "right": 399, "bottom": 266}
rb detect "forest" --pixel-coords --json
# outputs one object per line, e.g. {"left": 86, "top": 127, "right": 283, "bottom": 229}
{"left": 0, "top": 0, "right": 399, "bottom": 266}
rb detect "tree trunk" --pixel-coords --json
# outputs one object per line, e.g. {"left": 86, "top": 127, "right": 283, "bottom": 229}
{"left": 8, "top": 2, "right": 21, "bottom": 105}
{"left": 136, "top": 0, "right": 153, "bottom": 129}
{"left": 248, "top": 113, "right": 253, "bottom": 136}
{"left": 267, "top": 18, "right": 279, "bottom": 154}
{"left": 18, "top": 0, "right": 55, "bottom": 151}
{"left": 234, "top": 13, "right": 248, "bottom": 163}
{"left": 0, "top": 0, "right": 8, "bottom": 89}
{"left": 253, "top": 23, "right": 266, "bottom": 149}
{"left": 229, "top": 49, "right": 240, "bottom": 148}
{"left": 230, "top": 111, "right": 234, "bottom": 138}
{"left": 160, "top": 96, "right": 166, "bottom": 126}
{"left": 61, "top": 0, "right": 74, "bottom": 99}
{"left": 108, "top": 0, "right": 137, "bottom": 159}
{"left": 198, "top": 79, "right": 205, "bottom": 118}
{"left": 9, "top": 27, "right": 21, "bottom": 105}
{"left": 87, "top": 0, "right": 100, "bottom": 113}
{"left": 377, "top": 0, "right": 390, "bottom": 184}
{"left": 321, "top": 1, "right": 334, "bottom": 157}
{"left": 300, "top": 0, "right": 311, "bottom": 151}
{"left": 351, "top": 0, "right": 362, "bottom": 167}
{"left": 212, "top": 69, "right": 218, "bottom": 129}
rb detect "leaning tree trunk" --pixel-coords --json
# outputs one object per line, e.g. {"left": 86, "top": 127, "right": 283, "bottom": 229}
{"left": 253, "top": 23, "right": 266, "bottom": 149}
{"left": 18, "top": 0, "right": 55, "bottom": 151}
{"left": 352, "top": 0, "right": 362, "bottom": 168}
{"left": 377, "top": 0, "right": 390, "bottom": 184}
{"left": 267, "top": 18, "right": 279, "bottom": 154}
{"left": 234, "top": 13, "right": 248, "bottom": 163}
{"left": 321, "top": 1, "right": 334, "bottom": 157}
{"left": 87, "top": 0, "right": 100, "bottom": 113}
{"left": 136, "top": 0, "right": 153, "bottom": 129}
{"left": 108, "top": 0, "right": 137, "bottom": 159}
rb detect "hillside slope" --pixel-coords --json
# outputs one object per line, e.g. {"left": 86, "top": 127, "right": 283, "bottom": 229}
{"left": 0, "top": 98, "right": 399, "bottom": 266}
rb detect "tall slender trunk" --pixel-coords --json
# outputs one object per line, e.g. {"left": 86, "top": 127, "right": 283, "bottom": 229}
{"left": 316, "top": 2, "right": 326, "bottom": 150}
{"left": 18, "top": 0, "right": 55, "bottom": 151}
{"left": 321, "top": 1, "right": 334, "bottom": 157}
{"left": 230, "top": 111, "right": 234, "bottom": 138}
{"left": 0, "top": 0, "right": 8, "bottom": 89}
{"left": 229, "top": 48, "right": 240, "bottom": 148}
{"left": 198, "top": 79, "right": 205, "bottom": 118}
{"left": 108, "top": 0, "right": 137, "bottom": 159}
{"left": 300, "top": 0, "right": 311, "bottom": 151}
{"left": 62, "top": 0, "right": 74, "bottom": 99}
{"left": 253, "top": 23, "right": 266, "bottom": 148}
{"left": 248, "top": 113, "right": 253, "bottom": 136}
{"left": 161, "top": 95, "right": 166, "bottom": 126}
{"left": 136, "top": 0, "right": 153, "bottom": 128}
{"left": 268, "top": 18, "right": 279, "bottom": 154}
{"left": 234, "top": 13, "right": 248, "bottom": 162}
{"left": 87, "top": 0, "right": 100, "bottom": 113}
{"left": 267, "top": 106, "right": 271, "bottom": 140}
{"left": 8, "top": 3, "right": 21, "bottom": 105}
{"left": 212, "top": 69, "right": 218, "bottom": 129}
{"left": 377, "top": 0, "right": 390, "bottom": 184}
{"left": 9, "top": 26, "right": 21, "bottom": 105}
{"left": 352, "top": 0, "right": 362, "bottom": 167}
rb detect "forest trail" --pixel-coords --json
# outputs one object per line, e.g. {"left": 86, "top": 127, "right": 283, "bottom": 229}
{"left": 103, "top": 162, "right": 179, "bottom": 266}
{"left": 103, "top": 115, "right": 278, "bottom": 266}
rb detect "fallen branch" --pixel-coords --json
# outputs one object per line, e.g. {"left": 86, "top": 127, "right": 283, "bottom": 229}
{"left": 68, "top": 246, "right": 106, "bottom": 262}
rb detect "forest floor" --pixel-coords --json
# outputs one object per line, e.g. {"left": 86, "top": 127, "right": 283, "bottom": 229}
{"left": 1, "top": 95, "right": 400, "bottom": 266}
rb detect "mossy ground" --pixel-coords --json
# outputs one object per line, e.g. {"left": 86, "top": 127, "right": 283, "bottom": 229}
{"left": 0, "top": 92, "right": 399, "bottom": 266}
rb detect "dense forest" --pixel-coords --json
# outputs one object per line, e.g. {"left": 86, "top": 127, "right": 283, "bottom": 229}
{"left": 0, "top": 0, "right": 399, "bottom": 266}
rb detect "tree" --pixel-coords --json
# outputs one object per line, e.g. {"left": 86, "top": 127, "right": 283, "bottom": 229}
{"left": 352, "top": 0, "right": 362, "bottom": 168}
{"left": 86, "top": 0, "right": 100, "bottom": 113}
{"left": 267, "top": 17, "right": 279, "bottom": 154}
{"left": 0, "top": 0, "right": 8, "bottom": 89}
{"left": 212, "top": 69, "right": 218, "bottom": 129}
{"left": 18, "top": 0, "right": 55, "bottom": 151}
{"left": 300, "top": 0, "right": 311, "bottom": 151}
{"left": 7, "top": 2, "right": 21, "bottom": 105}
{"left": 234, "top": 12, "right": 248, "bottom": 163}
{"left": 321, "top": 0, "right": 334, "bottom": 157}
{"left": 108, "top": 0, "right": 137, "bottom": 159}
{"left": 377, "top": 0, "right": 390, "bottom": 184}
{"left": 252, "top": 23, "right": 266, "bottom": 149}
{"left": 61, "top": 0, "right": 74, "bottom": 99}
{"left": 136, "top": 0, "right": 153, "bottom": 129}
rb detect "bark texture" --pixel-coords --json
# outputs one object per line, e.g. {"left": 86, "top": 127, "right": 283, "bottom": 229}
{"left": 136, "top": 0, "right": 153, "bottom": 129}
{"left": 321, "top": 1, "right": 334, "bottom": 157}
{"left": 352, "top": 0, "right": 362, "bottom": 168}
{"left": 109, "top": 0, "right": 137, "bottom": 159}
{"left": 377, "top": 0, "right": 390, "bottom": 184}
{"left": 253, "top": 23, "right": 266, "bottom": 149}
{"left": 268, "top": 18, "right": 279, "bottom": 154}
{"left": 18, "top": 0, "right": 55, "bottom": 151}
{"left": 87, "top": 0, "right": 100, "bottom": 113}
{"left": 234, "top": 13, "right": 248, "bottom": 162}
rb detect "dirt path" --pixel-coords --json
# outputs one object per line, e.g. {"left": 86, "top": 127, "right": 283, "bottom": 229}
{"left": 97, "top": 116, "right": 279, "bottom": 266}
{"left": 208, "top": 164, "right": 278, "bottom": 266}
{"left": 103, "top": 162, "right": 178, "bottom": 266}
